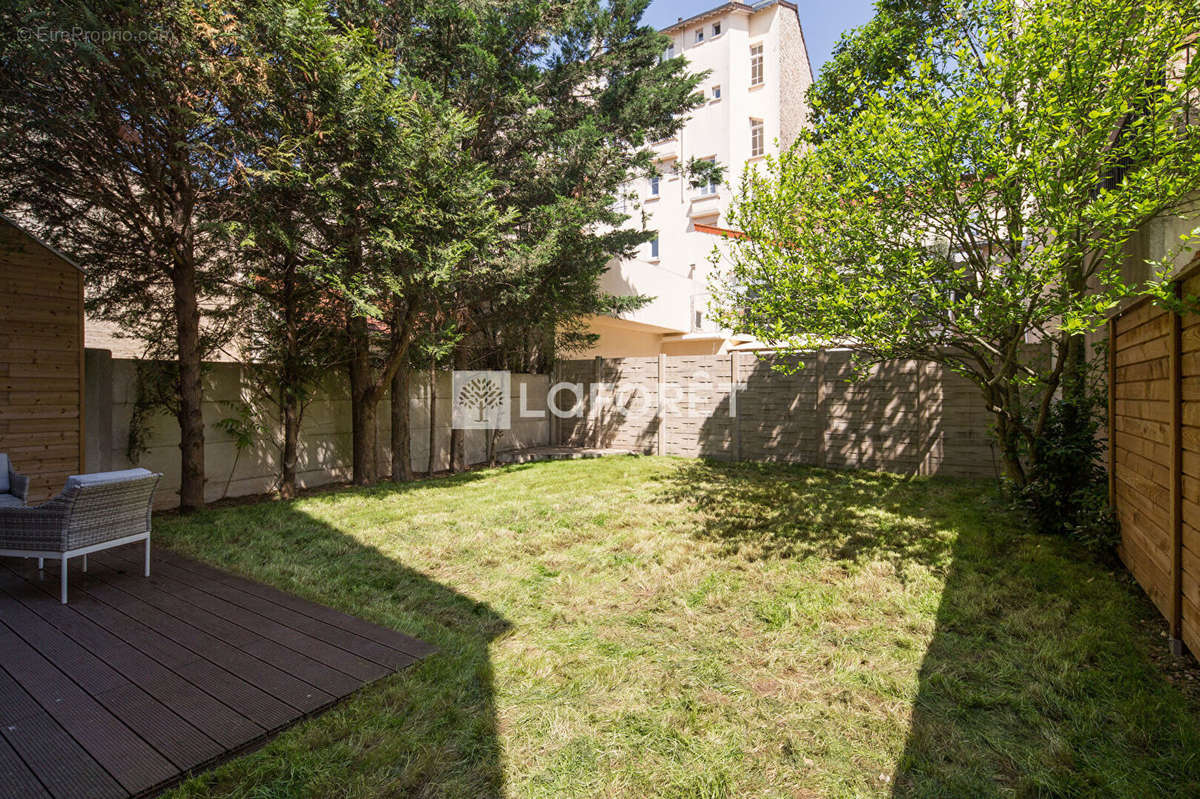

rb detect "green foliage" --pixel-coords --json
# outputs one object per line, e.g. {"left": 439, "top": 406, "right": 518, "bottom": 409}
{"left": 215, "top": 405, "right": 257, "bottom": 454}
{"left": 126, "top": 362, "right": 181, "bottom": 464}
{"left": 0, "top": 0, "right": 244, "bottom": 359}
{"left": 715, "top": 0, "right": 1200, "bottom": 484}
{"left": 807, "top": 0, "right": 947, "bottom": 137}
{"left": 371, "top": 0, "right": 709, "bottom": 370}
{"left": 1021, "top": 398, "right": 1118, "bottom": 553}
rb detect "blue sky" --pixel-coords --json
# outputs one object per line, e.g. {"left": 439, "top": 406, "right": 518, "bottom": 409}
{"left": 642, "top": 0, "right": 877, "bottom": 76}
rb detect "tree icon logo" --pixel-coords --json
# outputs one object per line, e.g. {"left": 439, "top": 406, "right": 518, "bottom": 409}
{"left": 458, "top": 375, "right": 504, "bottom": 422}
{"left": 452, "top": 371, "right": 511, "bottom": 430}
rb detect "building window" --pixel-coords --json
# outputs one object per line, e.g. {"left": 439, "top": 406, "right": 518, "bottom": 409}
{"left": 712, "top": 21, "right": 721, "bottom": 36}
{"left": 695, "top": 28, "right": 704, "bottom": 43}
{"left": 750, "top": 118, "right": 764, "bottom": 157}
{"left": 750, "top": 44, "right": 764, "bottom": 86}
{"left": 698, "top": 160, "right": 719, "bottom": 196}
{"left": 664, "top": 43, "right": 675, "bottom": 60}
{"left": 649, "top": 236, "right": 660, "bottom": 260}
{"left": 650, "top": 175, "right": 660, "bottom": 196}
{"left": 712, "top": 85, "right": 721, "bottom": 100}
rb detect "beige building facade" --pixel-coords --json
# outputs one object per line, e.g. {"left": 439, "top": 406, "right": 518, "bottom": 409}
{"left": 580, "top": 1, "right": 813, "bottom": 357}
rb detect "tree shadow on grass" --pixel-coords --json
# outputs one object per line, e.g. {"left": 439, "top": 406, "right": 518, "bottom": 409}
{"left": 656, "top": 458, "right": 1200, "bottom": 796}
{"left": 891, "top": 516, "right": 1200, "bottom": 798}
{"left": 154, "top": 470, "right": 512, "bottom": 799}
{"left": 652, "top": 458, "right": 965, "bottom": 572}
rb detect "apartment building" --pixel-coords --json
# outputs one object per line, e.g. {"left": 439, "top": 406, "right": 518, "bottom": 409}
{"left": 581, "top": 0, "right": 813, "bottom": 357}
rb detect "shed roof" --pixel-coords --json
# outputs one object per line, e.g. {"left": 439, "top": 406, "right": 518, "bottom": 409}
{"left": 0, "top": 214, "right": 86, "bottom": 274}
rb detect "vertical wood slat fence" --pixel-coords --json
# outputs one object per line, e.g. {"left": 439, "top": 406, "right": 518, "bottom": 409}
{"left": 1109, "top": 261, "right": 1200, "bottom": 657}
{"left": 553, "top": 350, "right": 999, "bottom": 478}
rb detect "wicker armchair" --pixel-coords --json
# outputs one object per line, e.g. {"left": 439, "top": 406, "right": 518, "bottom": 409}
{"left": 0, "top": 469, "right": 161, "bottom": 603}
{"left": 0, "top": 454, "right": 30, "bottom": 508}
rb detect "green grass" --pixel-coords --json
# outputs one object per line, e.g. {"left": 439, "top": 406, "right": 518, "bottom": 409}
{"left": 155, "top": 456, "right": 1200, "bottom": 798}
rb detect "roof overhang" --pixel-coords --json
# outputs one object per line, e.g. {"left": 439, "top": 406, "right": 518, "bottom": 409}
{"left": 693, "top": 222, "right": 748, "bottom": 239}
{"left": 659, "top": 1, "right": 800, "bottom": 35}
{"left": 0, "top": 214, "right": 86, "bottom": 274}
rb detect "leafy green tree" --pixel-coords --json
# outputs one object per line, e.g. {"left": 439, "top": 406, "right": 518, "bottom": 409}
{"left": 714, "top": 0, "right": 1200, "bottom": 486}
{"left": 807, "top": 0, "right": 947, "bottom": 137}
{"left": 0, "top": 0, "right": 245, "bottom": 510}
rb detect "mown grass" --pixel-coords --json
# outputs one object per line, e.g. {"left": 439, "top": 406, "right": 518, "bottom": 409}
{"left": 156, "top": 456, "right": 1200, "bottom": 798}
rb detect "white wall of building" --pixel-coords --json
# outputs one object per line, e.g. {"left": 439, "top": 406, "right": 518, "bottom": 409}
{"left": 583, "top": 1, "right": 812, "bottom": 357}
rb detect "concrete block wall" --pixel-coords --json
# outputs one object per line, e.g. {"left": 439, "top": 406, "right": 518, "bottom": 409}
{"left": 84, "top": 349, "right": 549, "bottom": 508}
{"left": 555, "top": 350, "right": 999, "bottom": 478}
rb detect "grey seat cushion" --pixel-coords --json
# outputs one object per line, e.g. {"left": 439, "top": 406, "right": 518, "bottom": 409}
{"left": 0, "top": 493, "right": 23, "bottom": 508}
{"left": 64, "top": 468, "right": 156, "bottom": 492}
{"left": 0, "top": 454, "right": 9, "bottom": 494}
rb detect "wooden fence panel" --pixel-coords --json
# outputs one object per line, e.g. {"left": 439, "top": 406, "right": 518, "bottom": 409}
{"left": 1110, "top": 264, "right": 1200, "bottom": 657}
{"left": 1113, "top": 300, "right": 1175, "bottom": 622}
{"left": 1180, "top": 271, "right": 1200, "bottom": 655}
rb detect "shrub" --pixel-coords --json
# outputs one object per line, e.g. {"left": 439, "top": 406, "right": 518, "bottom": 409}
{"left": 1021, "top": 397, "right": 1118, "bottom": 554}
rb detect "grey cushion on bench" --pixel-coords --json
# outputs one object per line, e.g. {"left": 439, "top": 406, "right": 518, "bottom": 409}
{"left": 0, "top": 468, "right": 162, "bottom": 602}
{"left": 0, "top": 454, "right": 28, "bottom": 506}
{"left": 65, "top": 468, "right": 155, "bottom": 491}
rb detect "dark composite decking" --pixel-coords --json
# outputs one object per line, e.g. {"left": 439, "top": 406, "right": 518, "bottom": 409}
{"left": 0, "top": 546, "right": 435, "bottom": 799}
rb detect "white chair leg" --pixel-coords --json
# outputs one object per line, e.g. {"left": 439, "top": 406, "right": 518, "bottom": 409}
{"left": 60, "top": 556, "right": 68, "bottom": 604}
{"left": 37, "top": 557, "right": 43, "bottom": 570}
{"left": 144, "top": 536, "right": 151, "bottom": 577}
{"left": 82, "top": 554, "right": 87, "bottom": 573}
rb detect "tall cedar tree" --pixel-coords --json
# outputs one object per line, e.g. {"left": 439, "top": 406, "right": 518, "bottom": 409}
{"left": 341, "top": 0, "right": 710, "bottom": 470}
{"left": 218, "top": 169, "right": 342, "bottom": 498}
{"left": 246, "top": 2, "right": 501, "bottom": 484}
{"left": 0, "top": 1, "right": 243, "bottom": 510}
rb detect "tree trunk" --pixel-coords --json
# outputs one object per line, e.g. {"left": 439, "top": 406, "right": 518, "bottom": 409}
{"left": 172, "top": 264, "right": 206, "bottom": 512}
{"left": 391, "top": 364, "right": 413, "bottom": 481}
{"left": 449, "top": 348, "right": 467, "bottom": 473}
{"left": 280, "top": 396, "right": 299, "bottom": 499}
{"left": 278, "top": 261, "right": 300, "bottom": 499}
{"left": 488, "top": 428, "right": 503, "bottom": 467}
{"left": 347, "top": 314, "right": 377, "bottom": 484}
{"left": 993, "top": 399, "right": 1027, "bottom": 488}
{"left": 427, "top": 365, "right": 438, "bottom": 475}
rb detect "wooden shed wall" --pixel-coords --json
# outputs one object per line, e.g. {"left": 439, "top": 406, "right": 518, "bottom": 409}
{"left": 0, "top": 222, "right": 85, "bottom": 502}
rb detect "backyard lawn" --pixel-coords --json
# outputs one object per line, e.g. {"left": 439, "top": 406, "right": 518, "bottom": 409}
{"left": 157, "top": 456, "right": 1200, "bottom": 798}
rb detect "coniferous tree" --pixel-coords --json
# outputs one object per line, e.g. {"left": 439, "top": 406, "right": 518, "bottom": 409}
{"left": 0, "top": 0, "right": 246, "bottom": 510}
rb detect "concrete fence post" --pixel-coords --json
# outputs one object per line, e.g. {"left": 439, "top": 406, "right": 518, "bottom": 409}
{"left": 815, "top": 348, "right": 828, "bottom": 469}
{"left": 592, "top": 356, "right": 603, "bottom": 448}
{"left": 657, "top": 353, "right": 667, "bottom": 456}
{"left": 730, "top": 351, "right": 741, "bottom": 462}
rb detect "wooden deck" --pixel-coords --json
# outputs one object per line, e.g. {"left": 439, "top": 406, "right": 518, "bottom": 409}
{"left": 0, "top": 545, "right": 434, "bottom": 799}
